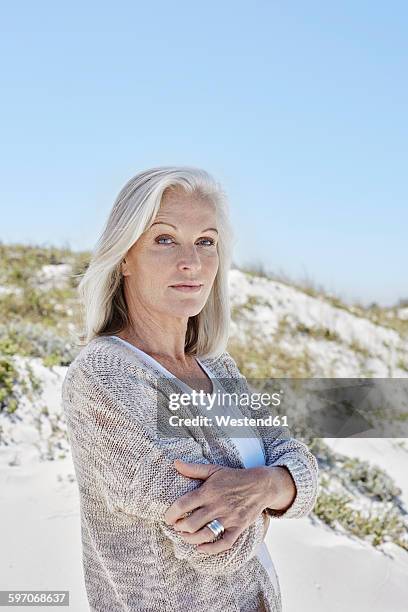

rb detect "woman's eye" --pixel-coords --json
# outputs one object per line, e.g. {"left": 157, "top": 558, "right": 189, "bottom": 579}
{"left": 198, "top": 238, "right": 216, "bottom": 246}
{"left": 155, "top": 236, "right": 216, "bottom": 246}
{"left": 156, "top": 236, "right": 174, "bottom": 244}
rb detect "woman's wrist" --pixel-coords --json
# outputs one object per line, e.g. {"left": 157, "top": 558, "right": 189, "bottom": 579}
{"left": 261, "top": 509, "right": 270, "bottom": 539}
{"left": 260, "top": 465, "right": 297, "bottom": 514}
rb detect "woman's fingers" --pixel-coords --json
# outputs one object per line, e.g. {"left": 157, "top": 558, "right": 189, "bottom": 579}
{"left": 178, "top": 526, "right": 241, "bottom": 553}
{"left": 173, "top": 507, "right": 219, "bottom": 533}
{"left": 176, "top": 526, "right": 217, "bottom": 544}
{"left": 196, "top": 528, "right": 240, "bottom": 554}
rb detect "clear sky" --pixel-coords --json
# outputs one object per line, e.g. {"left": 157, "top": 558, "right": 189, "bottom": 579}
{"left": 1, "top": 1, "right": 407, "bottom": 307}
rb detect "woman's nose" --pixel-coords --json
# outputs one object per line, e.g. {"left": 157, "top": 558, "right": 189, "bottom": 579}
{"left": 176, "top": 246, "right": 202, "bottom": 271}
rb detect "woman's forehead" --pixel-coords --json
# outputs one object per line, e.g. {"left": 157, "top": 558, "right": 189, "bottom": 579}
{"left": 153, "top": 195, "right": 217, "bottom": 226}
{"left": 160, "top": 188, "right": 215, "bottom": 210}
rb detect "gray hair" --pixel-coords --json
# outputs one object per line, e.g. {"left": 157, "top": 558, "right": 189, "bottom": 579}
{"left": 75, "top": 166, "right": 235, "bottom": 359}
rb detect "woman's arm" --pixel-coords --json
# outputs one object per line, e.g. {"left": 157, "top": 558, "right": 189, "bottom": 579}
{"left": 62, "top": 360, "right": 266, "bottom": 576}
{"left": 221, "top": 351, "right": 319, "bottom": 519}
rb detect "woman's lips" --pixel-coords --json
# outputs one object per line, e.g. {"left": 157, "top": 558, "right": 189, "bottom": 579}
{"left": 170, "top": 284, "right": 203, "bottom": 292}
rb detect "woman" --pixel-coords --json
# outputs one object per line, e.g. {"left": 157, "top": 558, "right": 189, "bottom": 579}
{"left": 62, "top": 166, "right": 319, "bottom": 612}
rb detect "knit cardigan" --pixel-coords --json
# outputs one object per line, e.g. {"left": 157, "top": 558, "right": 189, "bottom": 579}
{"left": 61, "top": 335, "right": 319, "bottom": 612}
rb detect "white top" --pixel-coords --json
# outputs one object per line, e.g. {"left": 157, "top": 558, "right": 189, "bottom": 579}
{"left": 108, "top": 336, "right": 279, "bottom": 593}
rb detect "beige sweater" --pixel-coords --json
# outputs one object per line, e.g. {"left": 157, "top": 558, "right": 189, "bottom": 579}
{"left": 61, "top": 335, "right": 319, "bottom": 612}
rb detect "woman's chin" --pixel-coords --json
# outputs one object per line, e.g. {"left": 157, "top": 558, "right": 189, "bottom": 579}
{"left": 165, "top": 302, "right": 205, "bottom": 318}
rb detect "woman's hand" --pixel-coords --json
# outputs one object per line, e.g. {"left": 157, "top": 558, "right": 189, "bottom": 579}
{"left": 163, "top": 459, "right": 293, "bottom": 554}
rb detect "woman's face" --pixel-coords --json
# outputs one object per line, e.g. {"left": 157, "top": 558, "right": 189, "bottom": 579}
{"left": 121, "top": 187, "right": 219, "bottom": 319}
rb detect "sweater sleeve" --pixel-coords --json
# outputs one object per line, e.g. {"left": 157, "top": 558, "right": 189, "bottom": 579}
{"left": 62, "top": 360, "right": 266, "bottom": 576}
{"left": 221, "top": 351, "right": 319, "bottom": 520}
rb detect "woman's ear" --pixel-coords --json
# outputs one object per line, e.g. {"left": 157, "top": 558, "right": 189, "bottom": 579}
{"left": 121, "top": 258, "right": 130, "bottom": 277}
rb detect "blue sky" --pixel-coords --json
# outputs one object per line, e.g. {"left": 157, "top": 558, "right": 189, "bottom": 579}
{"left": 1, "top": 1, "right": 407, "bottom": 306}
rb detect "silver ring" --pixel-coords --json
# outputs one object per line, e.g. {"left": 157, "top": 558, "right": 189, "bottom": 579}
{"left": 205, "top": 519, "right": 225, "bottom": 542}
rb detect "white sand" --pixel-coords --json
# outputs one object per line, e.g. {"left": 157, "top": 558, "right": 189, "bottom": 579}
{"left": 266, "top": 437, "right": 408, "bottom": 611}
{"left": 2, "top": 436, "right": 407, "bottom": 611}
{"left": 0, "top": 456, "right": 88, "bottom": 610}
{"left": 266, "top": 513, "right": 408, "bottom": 612}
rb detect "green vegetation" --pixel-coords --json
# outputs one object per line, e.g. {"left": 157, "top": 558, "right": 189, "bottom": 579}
{"left": 241, "top": 295, "right": 271, "bottom": 312}
{"left": 0, "top": 241, "right": 89, "bottom": 289}
{"left": 348, "top": 338, "right": 371, "bottom": 358}
{"left": 397, "top": 357, "right": 408, "bottom": 372}
{"left": 0, "top": 242, "right": 88, "bottom": 454}
{"left": 0, "top": 353, "right": 43, "bottom": 450}
{"left": 314, "top": 486, "right": 408, "bottom": 550}
{"left": 295, "top": 322, "right": 342, "bottom": 343}
{"left": 227, "top": 326, "right": 315, "bottom": 379}
{"left": 365, "top": 303, "right": 408, "bottom": 338}
{"left": 237, "top": 260, "right": 408, "bottom": 337}
{"left": 341, "top": 456, "right": 401, "bottom": 501}
{"left": 308, "top": 439, "right": 408, "bottom": 552}
{"left": 0, "top": 241, "right": 90, "bottom": 367}
{"left": 0, "top": 355, "right": 19, "bottom": 414}
{"left": 237, "top": 261, "right": 356, "bottom": 313}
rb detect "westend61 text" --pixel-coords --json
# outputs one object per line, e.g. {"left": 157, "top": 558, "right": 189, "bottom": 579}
{"left": 168, "top": 389, "right": 282, "bottom": 411}
{"left": 168, "top": 414, "right": 289, "bottom": 427}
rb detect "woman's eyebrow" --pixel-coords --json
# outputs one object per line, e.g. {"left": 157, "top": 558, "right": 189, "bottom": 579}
{"left": 150, "top": 222, "right": 218, "bottom": 234}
